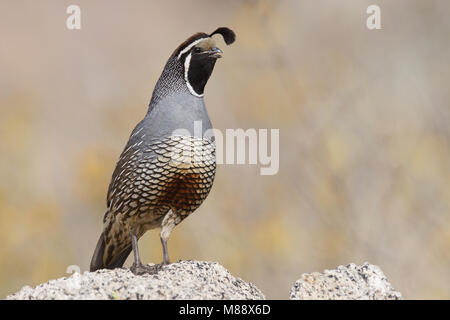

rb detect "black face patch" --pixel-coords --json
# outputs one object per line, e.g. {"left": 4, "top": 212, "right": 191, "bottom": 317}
{"left": 177, "top": 28, "right": 236, "bottom": 96}
{"left": 186, "top": 49, "right": 218, "bottom": 96}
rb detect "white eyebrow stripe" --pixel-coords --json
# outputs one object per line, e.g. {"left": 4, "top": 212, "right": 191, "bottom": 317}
{"left": 177, "top": 38, "right": 209, "bottom": 60}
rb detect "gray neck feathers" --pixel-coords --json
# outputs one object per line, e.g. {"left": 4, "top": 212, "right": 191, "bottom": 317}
{"left": 148, "top": 56, "right": 189, "bottom": 109}
{"left": 143, "top": 56, "right": 212, "bottom": 139}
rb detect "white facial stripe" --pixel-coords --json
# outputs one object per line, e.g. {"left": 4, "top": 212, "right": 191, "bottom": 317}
{"left": 184, "top": 53, "right": 204, "bottom": 97}
{"left": 177, "top": 38, "right": 209, "bottom": 60}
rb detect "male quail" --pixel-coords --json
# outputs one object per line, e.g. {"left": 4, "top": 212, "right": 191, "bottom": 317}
{"left": 90, "top": 27, "right": 236, "bottom": 275}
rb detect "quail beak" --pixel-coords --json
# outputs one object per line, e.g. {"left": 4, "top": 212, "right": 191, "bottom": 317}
{"left": 208, "top": 47, "right": 223, "bottom": 59}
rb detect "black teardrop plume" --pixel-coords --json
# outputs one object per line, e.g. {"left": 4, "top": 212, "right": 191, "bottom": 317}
{"left": 209, "top": 27, "right": 236, "bottom": 45}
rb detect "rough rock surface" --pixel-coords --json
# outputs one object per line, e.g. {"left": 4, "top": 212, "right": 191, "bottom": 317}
{"left": 290, "top": 262, "right": 402, "bottom": 300}
{"left": 7, "top": 260, "right": 265, "bottom": 300}
{"left": 7, "top": 260, "right": 402, "bottom": 300}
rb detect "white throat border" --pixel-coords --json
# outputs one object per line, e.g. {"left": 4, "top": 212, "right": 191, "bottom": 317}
{"left": 184, "top": 52, "right": 204, "bottom": 98}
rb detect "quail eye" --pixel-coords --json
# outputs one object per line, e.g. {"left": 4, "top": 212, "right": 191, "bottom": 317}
{"left": 193, "top": 47, "right": 202, "bottom": 54}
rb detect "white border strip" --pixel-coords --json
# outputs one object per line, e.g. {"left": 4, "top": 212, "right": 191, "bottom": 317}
{"left": 177, "top": 38, "right": 207, "bottom": 60}
{"left": 184, "top": 53, "right": 204, "bottom": 97}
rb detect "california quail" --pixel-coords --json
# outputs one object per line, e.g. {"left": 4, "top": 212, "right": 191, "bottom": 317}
{"left": 90, "top": 28, "right": 235, "bottom": 275}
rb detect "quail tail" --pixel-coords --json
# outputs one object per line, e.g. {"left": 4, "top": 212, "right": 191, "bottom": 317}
{"left": 90, "top": 232, "right": 132, "bottom": 271}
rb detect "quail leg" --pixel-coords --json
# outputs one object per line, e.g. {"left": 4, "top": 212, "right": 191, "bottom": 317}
{"left": 160, "top": 235, "right": 171, "bottom": 265}
{"left": 130, "top": 233, "right": 158, "bottom": 275}
{"left": 155, "top": 210, "right": 178, "bottom": 269}
{"left": 147, "top": 236, "right": 171, "bottom": 272}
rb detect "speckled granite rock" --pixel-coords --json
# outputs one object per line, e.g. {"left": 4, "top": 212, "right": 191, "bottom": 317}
{"left": 290, "top": 262, "right": 402, "bottom": 300}
{"left": 7, "top": 260, "right": 265, "bottom": 300}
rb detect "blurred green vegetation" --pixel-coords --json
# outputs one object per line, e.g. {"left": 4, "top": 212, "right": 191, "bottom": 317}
{"left": 0, "top": 0, "right": 449, "bottom": 298}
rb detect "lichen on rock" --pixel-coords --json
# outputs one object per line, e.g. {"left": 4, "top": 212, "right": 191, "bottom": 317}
{"left": 7, "top": 260, "right": 265, "bottom": 300}
{"left": 290, "top": 262, "right": 402, "bottom": 300}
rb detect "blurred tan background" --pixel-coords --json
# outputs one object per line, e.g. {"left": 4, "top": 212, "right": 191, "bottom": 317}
{"left": 0, "top": 0, "right": 449, "bottom": 299}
